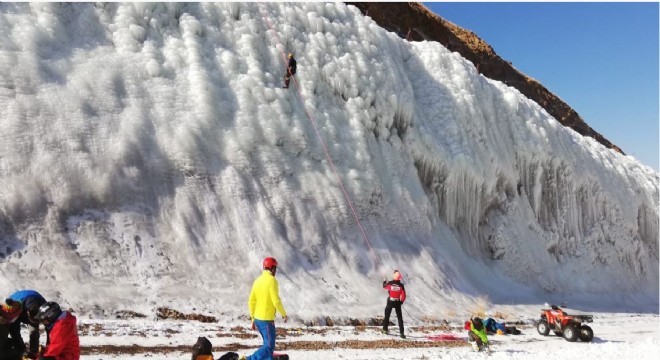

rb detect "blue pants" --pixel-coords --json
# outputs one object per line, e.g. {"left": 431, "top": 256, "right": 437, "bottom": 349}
{"left": 247, "top": 320, "right": 276, "bottom": 360}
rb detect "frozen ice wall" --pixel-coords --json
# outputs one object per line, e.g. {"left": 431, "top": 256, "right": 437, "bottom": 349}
{"left": 0, "top": 3, "right": 657, "bottom": 318}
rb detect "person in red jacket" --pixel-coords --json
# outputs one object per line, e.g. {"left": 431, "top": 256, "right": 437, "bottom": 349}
{"left": 382, "top": 270, "right": 407, "bottom": 338}
{"left": 35, "top": 302, "right": 79, "bottom": 360}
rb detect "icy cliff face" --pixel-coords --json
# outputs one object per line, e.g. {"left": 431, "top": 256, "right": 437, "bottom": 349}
{"left": 402, "top": 46, "right": 658, "bottom": 300}
{"left": 0, "top": 2, "right": 657, "bottom": 317}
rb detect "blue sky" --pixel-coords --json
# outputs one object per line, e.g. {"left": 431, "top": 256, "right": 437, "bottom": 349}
{"left": 424, "top": 2, "right": 659, "bottom": 170}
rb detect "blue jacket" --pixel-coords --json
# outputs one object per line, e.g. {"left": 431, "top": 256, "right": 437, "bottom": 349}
{"left": 9, "top": 290, "right": 44, "bottom": 303}
{"left": 9, "top": 290, "right": 45, "bottom": 325}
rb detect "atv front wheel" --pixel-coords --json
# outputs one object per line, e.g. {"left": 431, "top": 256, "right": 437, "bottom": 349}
{"left": 579, "top": 325, "right": 594, "bottom": 342}
{"left": 563, "top": 325, "right": 578, "bottom": 342}
{"left": 537, "top": 320, "right": 550, "bottom": 336}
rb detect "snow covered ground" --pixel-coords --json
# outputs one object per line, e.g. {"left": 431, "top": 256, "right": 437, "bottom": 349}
{"left": 73, "top": 311, "right": 659, "bottom": 359}
{"left": 0, "top": 1, "right": 657, "bottom": 346}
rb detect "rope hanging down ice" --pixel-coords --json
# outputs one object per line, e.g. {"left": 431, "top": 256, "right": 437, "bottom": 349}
{"left": 256, "top": 2, "right": 381, "bottom": 270}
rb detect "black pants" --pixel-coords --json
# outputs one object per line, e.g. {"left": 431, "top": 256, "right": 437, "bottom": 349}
{"left": 383, "top": 299, "right": 404, "bottom": 335}
{"left": 0, "top": 325, "right": 21, "bottom": 360}
{"left": 9, "top": 321, "right": 38, "bottom": 356}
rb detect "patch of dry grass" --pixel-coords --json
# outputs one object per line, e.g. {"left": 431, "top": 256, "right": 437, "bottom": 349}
{"left": 469, "top": 294, "right": 491, "bottom": 318}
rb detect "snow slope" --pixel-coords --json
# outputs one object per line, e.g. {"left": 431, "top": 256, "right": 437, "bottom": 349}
{"left": 0, "top": 2, "right": 657, "bottom": 320}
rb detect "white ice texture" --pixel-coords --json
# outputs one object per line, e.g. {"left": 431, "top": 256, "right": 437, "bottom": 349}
{"left": 0, "top": 3, "right": 657, "bottom": 319}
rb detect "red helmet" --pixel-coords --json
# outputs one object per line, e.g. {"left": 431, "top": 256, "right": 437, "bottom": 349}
{"left": 263, "top": 257, "right": 278, "bottom": 270}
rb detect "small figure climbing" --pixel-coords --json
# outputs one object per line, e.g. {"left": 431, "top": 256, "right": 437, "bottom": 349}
{"left": 283, "top": 53, "right": 296, "bottom": 89}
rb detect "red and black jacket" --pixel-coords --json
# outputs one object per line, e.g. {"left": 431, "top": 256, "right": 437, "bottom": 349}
{"left": 383, "top": 280, "right": 406, "bottom": 302}
{"left": 42, "top": 311, "right": 80, "bottom": 360}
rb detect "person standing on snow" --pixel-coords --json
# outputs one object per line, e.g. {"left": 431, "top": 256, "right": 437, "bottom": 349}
{"left": 282, "top": 53, "right": 296, "bottom": 89}
{"left": 241, "top": 257, "right": 288, "bottom": 360}
{"left": 6, "top": 290, "right": 46, "bottom": 359}
{"left": 382, "top": 270, "right": 406, "bottom": 338}
{"left": 35, "top": 302, "right": 80, "bottom": 360}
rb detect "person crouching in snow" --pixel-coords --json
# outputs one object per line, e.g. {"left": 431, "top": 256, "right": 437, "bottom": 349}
{"left": 191, "top": 336, "right": 240, "bottom": 360}
{"left": 0, "top": 299, "right": 23, "bottom": 360}
{"left": 36, "top": 302, "right": 80, "bottom": 360}
{"left": 465, "top": 317, "right": 489, "bottom": 352}
{"left": 282, "top": 53, "right": 296, "bottom": 89}
{"left": 191, "top": 336, "right": 213, "bottom": 360}
{"left": 382, "top": 270, "right": 406, "bottom": 338}
{"left": 7, "top": 290, "right": 46, "bottom": 359}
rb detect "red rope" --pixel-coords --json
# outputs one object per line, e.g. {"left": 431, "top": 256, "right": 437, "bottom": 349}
{"left": 257, "top": 3, "right": 381, "bottom": 268}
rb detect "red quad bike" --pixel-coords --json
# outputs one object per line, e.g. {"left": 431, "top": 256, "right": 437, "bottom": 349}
{"left": 537, "top": 304, "right": 594, "bottom": 342}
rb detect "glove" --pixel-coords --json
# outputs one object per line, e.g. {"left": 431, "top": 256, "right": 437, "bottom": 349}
{"left": 251, "top": 321, "right": 256, "bottom": 331}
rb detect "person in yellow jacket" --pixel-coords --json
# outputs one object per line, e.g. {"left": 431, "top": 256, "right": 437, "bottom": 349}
{"left": 241, "top": 257, "right": 287, "bottom": 360}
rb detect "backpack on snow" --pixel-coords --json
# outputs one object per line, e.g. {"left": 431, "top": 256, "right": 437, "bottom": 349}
{"left": 483, "top": 318, "right": 497, "bottom": 333}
